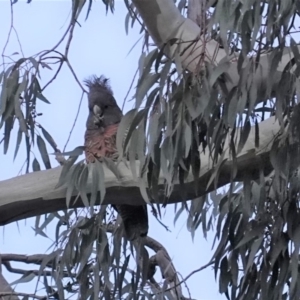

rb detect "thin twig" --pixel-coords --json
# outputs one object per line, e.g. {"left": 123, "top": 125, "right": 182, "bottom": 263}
{"left": 41, "top": 56, "right": 64, "bottom": 91}
{"left": 2, "top": 261, "right": 72, "bottom": 278}
{"left": 175, "top": 260, "right": 214, "bottom": 287}
{"left": 63, "top": 90, "right": 85, "bottom": 152}
{"left": 2, "top": 0, "right": 14, "bottom": 69}
{"left": 64, "top": 19, "right": 76, "bottom": 58}
{"left": 122, "top": 67, "right": 138, "bottom": 112}
{"left": 39, "top": 23, "right": 72, "bottom": 59}
{"left": 12, "top": 26, "right": 24, "bottom": 57}
{"left": 65, "top": 58, "right": 87, "bottom": 92}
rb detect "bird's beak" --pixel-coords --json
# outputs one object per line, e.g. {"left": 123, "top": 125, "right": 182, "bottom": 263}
{"left": 93, "top": 105, "right": 102, "bottom": 117}
{"left": 93, "top": 105, "right": 103, "bottom": 125}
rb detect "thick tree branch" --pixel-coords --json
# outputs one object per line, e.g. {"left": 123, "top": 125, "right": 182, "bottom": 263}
{"left": 132, "top": 0, "right": 298, "bottom": 101}
{"left": 1, "top": 254, "right": 52, "bottom": 265}
{"left": 2, "top": 261, "right": 71, "bottom": 278}
{"left": 0, "top": 117, "right": 279, "bottom": 225}
{"left": 0, "top": 253, "right": 72, "bottom": 278}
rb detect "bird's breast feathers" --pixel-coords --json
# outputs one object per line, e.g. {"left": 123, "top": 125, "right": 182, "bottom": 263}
{"left": 84, "top": 123, "right": 119, "bottom": 162}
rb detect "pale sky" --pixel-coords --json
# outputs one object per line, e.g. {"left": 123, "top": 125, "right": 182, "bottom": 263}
{"left": 0, "top": 1, "right": 223, "bottom": 299}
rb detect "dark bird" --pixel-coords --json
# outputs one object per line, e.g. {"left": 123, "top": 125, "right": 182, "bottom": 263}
{"left": 84, "top": 75, "right": 148, "bottom": 241}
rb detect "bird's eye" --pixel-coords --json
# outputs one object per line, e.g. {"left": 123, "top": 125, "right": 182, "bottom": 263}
{"left": 104, "top": 105, "right": 108, "bottom": 109}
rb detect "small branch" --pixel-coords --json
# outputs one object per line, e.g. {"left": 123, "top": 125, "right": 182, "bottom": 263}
{"left": 2, "top": 261, "right": 72, "bottom": 278}
{"left": 41, "top": 55, "right": 64, "bottom": 91}
{"left": 64, "top": 18, "right": 76, "bottom": 58}
{"left": 41, "top": 24, "right": 72, "bottom": 57}
{"left": 0, "top": 292, "right": 47, "bottom": 300}
{"left": 0, "top": 253, "right": 75, "bottom": 278}
{"left": 63, "top": 90, "right": 85, "bottom": 152}
{"left": 1, "top": 254, "right": 50, "bottom": 266}
{"left": 65, "top": 58, "right": 87, "bottom": 93}
{"left": 2, "top": 0, "right": 14, "bottom": 54}
{"left": 167, "top": 260, "right": 214, "bottom": 294}
{"left": 122, "top": 67, "right": 138, "bottom": 112}
{"left": 12, "top": 27, "right": 24, "bottom": 57}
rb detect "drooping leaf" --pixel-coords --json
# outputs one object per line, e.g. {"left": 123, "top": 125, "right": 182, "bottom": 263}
{"left": 116, "top": 108, "right": 136, "bottom": 156}
{"left": 123, "top": 108, "right": 147, "bottom": 152}
{"left": 77, "top": 164, "right": 89, "bottom": 207}
{"left": 58, "top": 146, "right": 85, "bottom": 157}
{"left": 37, "top": 135, "right": 51, "bottom": 169}
{"left": 14, "top": 130, "right": 23, "bottom": 160}
{"left": 10, "top": 272, "right": 36, "bottom": 285}
{"left": 3, "top": 116, "right": 14, "bottom": 155}
{"left": 40, "top": 125, "right": 57, "bottom": 151}
{"left": 135, "top": 73, "right": 159, "bottom": 109}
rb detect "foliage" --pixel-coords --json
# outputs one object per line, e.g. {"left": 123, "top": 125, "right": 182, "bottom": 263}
{"left": 2, "top": 0, "right": 300, "bottom": 299}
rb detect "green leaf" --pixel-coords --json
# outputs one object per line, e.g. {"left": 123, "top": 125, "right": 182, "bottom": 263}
{"left": 139, "top": 49, "right": 158, "bottom": 81}
{"left": 207, "top": 152, "right": 227, "bottom": 191}
{"left": 38, "top": 249, "right": 61, "bottom": 277}
{"left": 36, "top": 91, "right": 50, "bottom": 104}
{"left": 255, "top": 118, "right": 259, "bottom": 148}
{"left": 102, "top": 157, "right": 121, "bottom": 180}
{"left": 155, "top": 46, "right": 166, "bottom": 73}
{"left": 0, "top": 67, "right": 19, "bottom": 116}
{"left": 173, "top": 46, "right": 183, "bottom": 75}
{"left": 219, "top": 256, "right": 230, "bottom": 293}
{"left": 55, "top": 156, "right": 80, "bottom": 189}
{"left": 209, "top": 62, "right": 230, "bottom": 88}
{"left": 10, "top": 272, "right": 35, "bottom": 285}
{"left": 13, "top": 129, "right": 22, "bottom": 161}
{"left": 184, "top": 122, "right": 192, "bottom": 158}
{"left": 138, "top": 52, "right": 146, "bottom": 78}
{"left": 28, "top": 57, "right": 39, "bottom": 74}
{"left": 25, "top": 135, "right": 31, "bottom": 173}
{"left": 14, "top": 85, "right": 28, "bottom": 136}
{"left": 65, "top": 161, "right": 85, "bottom": 206}
{"left": 95, "top": 159, "right": 106, "bottom": 203}
{"left": 0, "top": 71, "right": 3, "bottom": 84}
{"left": 123, "top": 108, "right": 147, "bottom": 152}
{"left": 245, "top": 237, "right": 262, "bottom": 274}
{"left": 89, "top": 163, "right": 100, "bottom": 207}
{"left": 72, "top": 0, "right": 86, "bottom": 19}
{"left": 138, "top": 175, "right": 150, "bottom": 204}
{"left": 129, "top": 130, "right": 138, "bottom": 180}
{"left": 234, "top": 223, "right": 264, "bottom": 249}
{"left": 58, "top": 146, "right": 85, "bottom": 157}
{"left": 3, "top": 116, "right": 14, "bottom": 155}
{"left": 85, "top": 0, "right": 93, "bottom": 20}
{"left": 77, "top": 216, "right": 95, "bottom": 229}
{"left": 135, "top": 73, "right": 159, "bottom": 108}
{"left": 159, "top": 60, "right": 172, "bottom": 95}
{"left": 237, "top": 119, "right": 251, "bottom": 154}
{"left": 124, "top": 10, "right": 131, "bottom": 35}
{"left": 37, "top": 135, "right": 51, "bottom": 169}
{"left": 93, "top": 262, "right": 100, "bottom": 298}
{"left": 116, "top": 108, "right": 136, "bottom": 156}
{"left": 78, "top": 164, "right": 89, "bottom": 207}
{"left": 40, "top": 126, "right": 57, "bottom": 151}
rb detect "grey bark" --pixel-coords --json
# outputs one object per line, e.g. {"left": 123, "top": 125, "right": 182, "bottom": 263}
{"left": 0, "top": 117, "right": 279, "bottom": 225}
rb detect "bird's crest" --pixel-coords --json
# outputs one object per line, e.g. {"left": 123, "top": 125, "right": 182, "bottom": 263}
{"left": 84, "top": 75, "right": 113, "bottom": 95}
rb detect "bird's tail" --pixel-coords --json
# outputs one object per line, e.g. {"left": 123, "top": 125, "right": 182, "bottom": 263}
{"left": 113, "top": 204, "right": 148, "bottom": 241}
